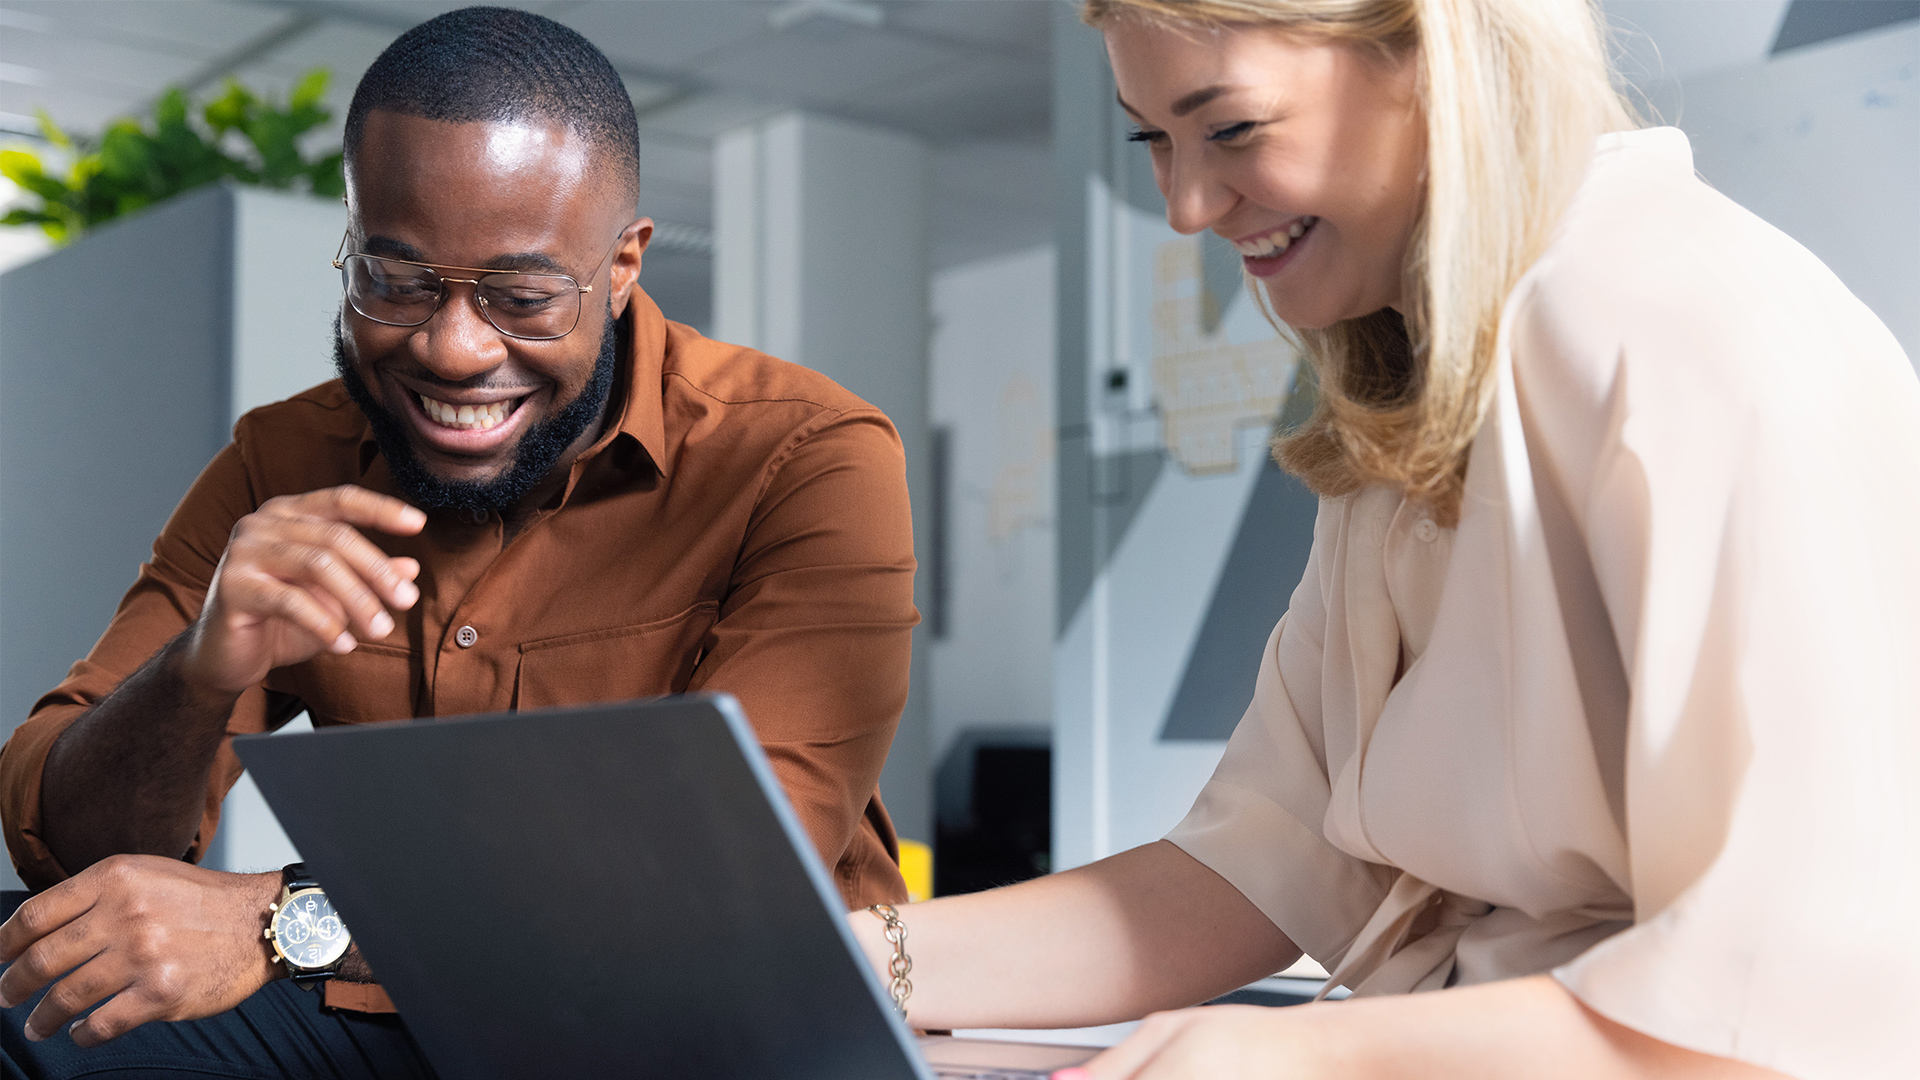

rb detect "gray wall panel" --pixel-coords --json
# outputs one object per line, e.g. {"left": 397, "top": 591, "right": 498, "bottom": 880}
{"left": 0, "top": 184, "right": 233, "bottom": 750}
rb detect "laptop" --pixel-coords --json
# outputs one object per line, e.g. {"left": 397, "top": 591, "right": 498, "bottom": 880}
{"left": 234, "top": 695, "right": 1099, "bottom": 1080}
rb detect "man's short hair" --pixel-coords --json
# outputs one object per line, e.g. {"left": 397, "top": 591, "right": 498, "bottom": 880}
{"left": 344, "top": 6, "right": 640, "bottom": 206}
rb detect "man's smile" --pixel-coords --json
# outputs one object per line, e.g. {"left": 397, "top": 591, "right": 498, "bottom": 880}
{"left": 387, "top": 373, "right": 544, "bottom": 460}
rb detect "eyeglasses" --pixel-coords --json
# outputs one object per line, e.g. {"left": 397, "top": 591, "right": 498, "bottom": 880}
{"left": 332, "top": 232, "right": 623, "bottom": 341}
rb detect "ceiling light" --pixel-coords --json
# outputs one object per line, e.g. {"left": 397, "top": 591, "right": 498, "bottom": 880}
{"left": 768, "top": 1, "right": 885, "bottom": 31}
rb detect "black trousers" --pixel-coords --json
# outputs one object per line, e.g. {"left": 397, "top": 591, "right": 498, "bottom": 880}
{"left": 0, "top": 976, "right": 439, "bottom": 1080}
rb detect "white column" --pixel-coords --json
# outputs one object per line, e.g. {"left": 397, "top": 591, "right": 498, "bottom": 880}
{"left": 713, "top": 112, "right": 934, "bottom": 843}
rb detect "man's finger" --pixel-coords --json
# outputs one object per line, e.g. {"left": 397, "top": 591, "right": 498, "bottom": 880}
{"left": 0, "top": 907, "right": 103, "bottom": 1012}
{"left": 247, "top": 541, "right": 399, "bottom": 641}
{"left": 260, "top": 517, "right": 421, "bottom": 613}
{"left": 20, "top": 951, "right": 126, "bottom": 1044}
{"left": 0, "top": 882, "right": 93, "bottom": 967}
{"left": 221, "top": 572, "right": 362, "bottom": 655}
{"left": 289, "top": 485, "right": 426, "bottom": 536}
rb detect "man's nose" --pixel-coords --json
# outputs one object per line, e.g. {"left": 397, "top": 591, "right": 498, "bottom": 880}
{"left": 406, "top": 282, "right": 510, "bottom": 381}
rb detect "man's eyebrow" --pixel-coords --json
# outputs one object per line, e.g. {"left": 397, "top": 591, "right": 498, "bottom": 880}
{"left": 1114, "top": 84, "right": 1235, "bottom": 122}
{"left": 359, "top": 235, "right": 567, "bottom": 274}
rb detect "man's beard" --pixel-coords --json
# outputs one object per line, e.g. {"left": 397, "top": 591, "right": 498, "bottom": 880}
{"left": 333, "top": 311, "right": 621, "bottom": 516}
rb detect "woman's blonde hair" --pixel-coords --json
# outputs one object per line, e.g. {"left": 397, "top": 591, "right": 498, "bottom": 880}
{"left": 1084, "top": 0, "right": 1638, "bottom": 523}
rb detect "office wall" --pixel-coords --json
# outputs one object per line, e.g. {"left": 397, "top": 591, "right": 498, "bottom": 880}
{"left": 0, "top": 185, "right": 345, "bottom": 885}
{"left": 0, "top": 186, "right": 234, "bottom": 889}
{"left": 231, "top": 188, "right": 348, "bottom": 420}
{"left": 927, "top": 245, "right": 1056, "bottom": 763}
{"left": 1657, "top": 21, "right": 1918, "bottom": 366}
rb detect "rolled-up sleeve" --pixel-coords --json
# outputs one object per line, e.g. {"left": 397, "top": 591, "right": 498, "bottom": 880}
{"left": 1165, "top": 502, "right": 1396, "bottom": 968}
{"left": 683, "top": 404, "right": 919, "bottom": 908}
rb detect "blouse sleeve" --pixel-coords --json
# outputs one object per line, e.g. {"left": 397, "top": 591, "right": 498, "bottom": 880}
{"left": 1511, "top": 186, "right": 1920, "bottom": 1079}
{"left": 1165, "top": 499, "right": 1396, "bottom": 969}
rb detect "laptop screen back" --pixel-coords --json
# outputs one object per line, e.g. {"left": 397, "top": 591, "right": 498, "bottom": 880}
{"left": 235, "top": 696, "right": 925, "bottom": 1080}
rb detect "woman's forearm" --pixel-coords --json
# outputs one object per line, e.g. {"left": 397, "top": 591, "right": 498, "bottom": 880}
{"left": 1075, "top": 975, "right": 1790, "bottom": 1079}
{"left": 851, "top": 840, "right": 1301, "bottom": 1031}
{"left": 1340, "top": 976, "right": 1788, "bottom": 1079}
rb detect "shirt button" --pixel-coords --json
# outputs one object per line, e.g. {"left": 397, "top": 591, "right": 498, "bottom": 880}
{"left": 1414, "top": 518, "right": 1440, "bottom": 543}
{"left": 455, "top": 625, "right": 479, "bottom": 648}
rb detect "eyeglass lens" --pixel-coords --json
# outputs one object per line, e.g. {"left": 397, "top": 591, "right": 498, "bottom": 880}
{"left": 342, "top": 255, "right": 582, "bottom": 340}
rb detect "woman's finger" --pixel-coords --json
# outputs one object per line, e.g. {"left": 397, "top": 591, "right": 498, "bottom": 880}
{"left": 1067, "top": 1010, "right": 1195, "bottom": 1079}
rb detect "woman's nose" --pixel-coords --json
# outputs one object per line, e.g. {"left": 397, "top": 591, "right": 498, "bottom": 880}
{"left": 1160, "top": 147, "right": 1236, "bottom": 236}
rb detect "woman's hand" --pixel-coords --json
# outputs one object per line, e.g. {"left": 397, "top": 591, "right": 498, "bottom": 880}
{"left": 1057, "top": 1003, "right": 1346, "bottom": 1080}
{"left": 1053, "top": 977, "right": 1792, "bottom": 1080}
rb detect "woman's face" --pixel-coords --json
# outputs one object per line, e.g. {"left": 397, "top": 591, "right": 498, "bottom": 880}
{"left": 1105, "top": 19, "right": 1424, "bottom": 329}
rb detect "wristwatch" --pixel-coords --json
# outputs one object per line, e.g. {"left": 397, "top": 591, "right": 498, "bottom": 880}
{"left": 263, "top": 862, "right": 352, "bottom": 991}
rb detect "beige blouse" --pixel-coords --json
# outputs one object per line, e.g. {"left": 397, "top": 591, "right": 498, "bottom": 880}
{"left": 1166, "top": 127, "right": 1920, "bottom": 1079}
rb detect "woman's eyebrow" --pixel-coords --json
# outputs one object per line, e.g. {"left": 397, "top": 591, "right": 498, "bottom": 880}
{"left": 1170, "top": 85, "right": 1231, "bottom": 116}
{"left": 1115, "top": 84, "right": 1234, "bottom": 121}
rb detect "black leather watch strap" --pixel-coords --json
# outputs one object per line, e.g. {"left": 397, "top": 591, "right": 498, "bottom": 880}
{"left": 282, "top": 862, "right": 319, "bottom": 892}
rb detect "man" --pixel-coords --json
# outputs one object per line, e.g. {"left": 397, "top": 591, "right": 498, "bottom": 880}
{"left": 0, "top": 8, "right": 915, "bottom": 1074}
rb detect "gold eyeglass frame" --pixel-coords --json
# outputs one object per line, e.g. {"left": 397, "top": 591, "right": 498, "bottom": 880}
{"left": 331, "top": 230, "right": 624, "bottom": 341}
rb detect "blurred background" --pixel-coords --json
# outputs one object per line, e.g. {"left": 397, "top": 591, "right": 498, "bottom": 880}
{"left": 0, "top": 1, "right": 1914, "bottom": 904}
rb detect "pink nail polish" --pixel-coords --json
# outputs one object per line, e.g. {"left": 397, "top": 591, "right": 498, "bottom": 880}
{"left": 1052, "top": 1070, "right": 1091, "bottom": 1080}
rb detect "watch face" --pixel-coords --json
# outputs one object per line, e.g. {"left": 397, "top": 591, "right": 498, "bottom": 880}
{"left": 272, "top": 888, "right": 351, "bottom": 970}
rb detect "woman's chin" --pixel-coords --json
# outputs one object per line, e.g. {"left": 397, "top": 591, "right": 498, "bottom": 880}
{"left": 1260, "top": 282, "right": 1395, "bottom": 331}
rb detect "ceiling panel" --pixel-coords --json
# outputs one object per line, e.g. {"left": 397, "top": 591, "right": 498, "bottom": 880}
{"left": 851, "top": 49, "right": 1047, "bottom": 139}
{"left": 1, "top": 32, "right": 206, "bottom": 103}
{"left": 694, "top": 17, "right": 962, "bottom": 103}
{"left": 885, "top": 0, "right": 1050, "bottom": 57}
{"left": 0, "top": 81, "right": 132, "bottom": 134}
{"left": 559, "top": 0, "right": 783, "bottom": 74}
{"left": 4, "top": 1, "right": 293, "bottom": 56}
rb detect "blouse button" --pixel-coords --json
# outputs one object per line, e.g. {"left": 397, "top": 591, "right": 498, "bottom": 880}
{"left": 455, "top": 625, "right": 479, "bottom": 648}
{"left": 1413, "top": 518, "right": 1440, "bottom": 543}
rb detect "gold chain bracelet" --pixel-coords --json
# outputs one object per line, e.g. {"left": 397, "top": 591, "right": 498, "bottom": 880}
{"left": 867, "top": 903, "right": 912, "bottom": 1018}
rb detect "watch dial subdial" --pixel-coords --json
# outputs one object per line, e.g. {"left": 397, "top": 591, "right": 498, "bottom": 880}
{"left": 271, "top": 889, "right": 351, "bottom": 969}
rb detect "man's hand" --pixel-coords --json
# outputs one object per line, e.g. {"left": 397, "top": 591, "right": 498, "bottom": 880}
{"left": 0, "top": 856, "right": 283, "bottom": 1047}
{"left": 180, "top": 486, "right": 426, "bottom": 697}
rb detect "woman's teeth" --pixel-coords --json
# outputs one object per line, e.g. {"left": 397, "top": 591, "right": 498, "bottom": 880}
{"left": 1233, "top": 216, "right": 1319, "bottom": 258}
{"left": 420, "top": 394, "right": 513, "bottom": 431}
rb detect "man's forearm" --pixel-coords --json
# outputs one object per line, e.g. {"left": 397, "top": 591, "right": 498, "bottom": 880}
{"left": 39, "top": 632, "right": 242, "bottom": 873}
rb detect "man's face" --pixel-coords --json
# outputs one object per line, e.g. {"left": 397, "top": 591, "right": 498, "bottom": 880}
{"left": 337, "top": 110, "right": 648, "bottom": 512}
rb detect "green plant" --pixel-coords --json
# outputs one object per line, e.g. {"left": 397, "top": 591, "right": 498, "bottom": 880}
{"left": 1, "top": 69, "right": 345, "bottom": 244}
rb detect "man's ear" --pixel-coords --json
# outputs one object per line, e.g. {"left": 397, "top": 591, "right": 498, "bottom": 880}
{"left": 608, "top": 218, "right": 653, "bottom": 319}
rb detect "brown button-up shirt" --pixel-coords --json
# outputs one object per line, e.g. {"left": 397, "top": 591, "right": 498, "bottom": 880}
{"left": 0, "top": 291, "right": 916, "bottom": 1007}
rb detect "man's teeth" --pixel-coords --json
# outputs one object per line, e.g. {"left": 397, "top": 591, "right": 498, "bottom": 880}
{"left": 420, "top": 395, "right": 513, "bottom": 431}
{"left": 1233, "top": 216, "right": 1319, "bottom": 257}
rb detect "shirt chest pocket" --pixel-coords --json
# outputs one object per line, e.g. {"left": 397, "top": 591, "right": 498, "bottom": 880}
{"left": 279, "top": 642, "right": 420, "bottom": 727}
{"left": 512, "top": 601, "right": 719, "bottom": 712}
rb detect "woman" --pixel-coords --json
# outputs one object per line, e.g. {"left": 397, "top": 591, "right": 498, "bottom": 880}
{"left": 852, "top": 1, "right": 1920, "bottom": 1078}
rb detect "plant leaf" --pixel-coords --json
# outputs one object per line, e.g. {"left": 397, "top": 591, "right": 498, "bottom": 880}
{"left": 33, "top": 109, "right": 72, "bottom": 149}
{"left": 289, "top": 69, "right": 330, "bottom": 111}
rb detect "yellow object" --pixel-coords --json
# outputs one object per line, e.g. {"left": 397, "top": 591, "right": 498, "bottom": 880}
{"left": 897, "top": 838, "right": 933, "bottom": 902}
